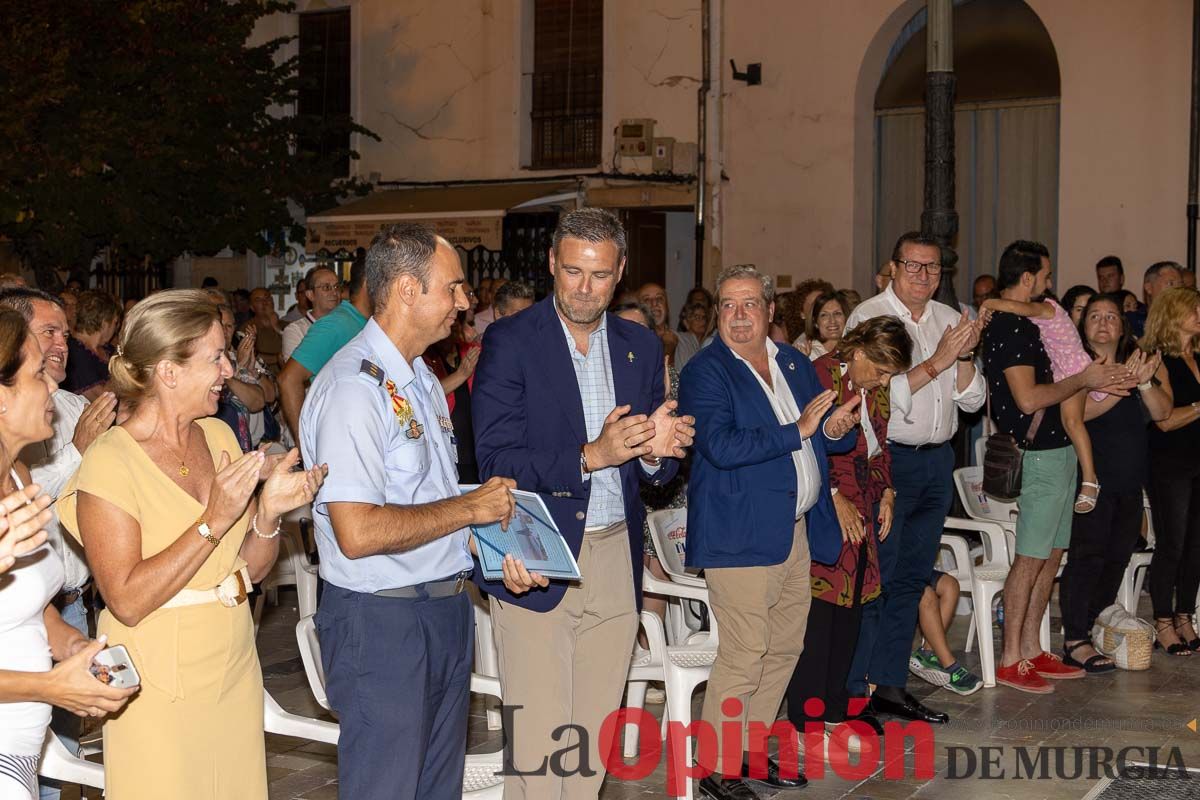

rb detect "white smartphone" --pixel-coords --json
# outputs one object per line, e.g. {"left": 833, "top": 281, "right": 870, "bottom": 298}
{"left": 89, "top": 644, "right": 141, "bottom": 689}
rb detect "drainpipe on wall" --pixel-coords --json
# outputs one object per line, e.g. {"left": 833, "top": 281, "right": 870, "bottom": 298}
{"left": 1188, "top": 0, "right": 1200, "bottom": 275}
{"left": 695, "top": 0, "right": 711, "bottom": 287}
{"left": 922, "top": 0, "right": 961, "bottom": 309}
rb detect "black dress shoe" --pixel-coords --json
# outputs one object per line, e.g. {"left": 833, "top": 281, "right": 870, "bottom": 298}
{"left": 698, "top": 775, "right": 760, "bottom": 800}
{"left": 842, "top": 711, "right": 885, "bottom": 736}
{"left": 869, "top": 692, "right": 949, "bottom": 724}
{"left": 741, "top": 756, "right": 808, "bottom": 789}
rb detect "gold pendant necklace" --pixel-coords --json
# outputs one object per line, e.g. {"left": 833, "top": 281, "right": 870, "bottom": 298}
{"left": 162, "top": 435, "right": 190, "bottom": 477}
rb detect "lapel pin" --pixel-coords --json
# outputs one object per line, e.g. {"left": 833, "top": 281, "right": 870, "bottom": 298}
{"left": 627, "top": 351, "right": 636, "bottom": 363}
{"left": 788, "top": 361, "right": 796, "bottom": 371}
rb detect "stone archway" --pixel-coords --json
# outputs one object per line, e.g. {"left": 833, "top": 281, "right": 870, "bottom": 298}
{"left": 853, "top": 0, "right": 1062, "bottom": 302}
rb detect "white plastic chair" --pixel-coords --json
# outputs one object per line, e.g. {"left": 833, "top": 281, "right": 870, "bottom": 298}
{"left": 38, "top": 728, "right": 104, "bottom": 789}
{"left": 940, "top": 518, "right": 1011, "bottom": 688}
{"left": 254, "top": 515, "right": 319, "bottom": 634}
{"left": 295, "top": 614, "right": 504, "bottom": 798}
{"left": 1121, "top": 492, "right": 1156, "bottom": 615}
{"left": 623, "top": 570, "right": 717, "bottom": 765}
{"left": 470, "top": 588, "right": 504, "bottom": 731}
{"left": 646, "top": 508, "right": 708, "bottom": 645}
{"left": 625, "top": 606, "right": 716, "bottom": 800}
{"left": 953, "top": 466, "right": 1052, "bottom": 652}
{"left": 297, "top": 615, "right": 329, "bottom": 711}
{"left": 264, "top": 689, "right": 339, "bottom": 745}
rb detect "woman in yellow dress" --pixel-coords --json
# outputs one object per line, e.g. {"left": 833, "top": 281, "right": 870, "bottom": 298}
{"left": 59, "top": 290, "right": 326, "bottom": 799}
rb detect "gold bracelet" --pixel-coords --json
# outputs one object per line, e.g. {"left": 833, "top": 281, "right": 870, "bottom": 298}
{"left": 195, "top": 517, "right": 220, "bottom": 546}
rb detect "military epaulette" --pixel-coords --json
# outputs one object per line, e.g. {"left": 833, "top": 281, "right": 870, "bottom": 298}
{"left": 358, "top": 359, "right": 385, "bottom": 385}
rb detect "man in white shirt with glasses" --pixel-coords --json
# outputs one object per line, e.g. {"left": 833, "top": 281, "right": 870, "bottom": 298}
{"left": 843, "top": 231, "right": 984, "bottom": 727}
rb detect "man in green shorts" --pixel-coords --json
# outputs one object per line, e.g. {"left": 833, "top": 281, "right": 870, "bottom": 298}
{"left": 279, "top": 257, "right": 372, "bottom": 443}
{"left": 981, "top": 240, "right": 1131, "bottom": 694}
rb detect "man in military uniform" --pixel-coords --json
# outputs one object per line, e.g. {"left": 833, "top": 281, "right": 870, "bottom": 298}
{"left": 301, "top": 223, "right": 545, "bottom": 800}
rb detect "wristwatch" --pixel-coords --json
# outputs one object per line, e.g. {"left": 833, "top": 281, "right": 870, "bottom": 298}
{"left": 196, "top": 517, "right": 220, "bottom": 546}
{"left": 957, "top": 352, "right": 976, "bottom": 362}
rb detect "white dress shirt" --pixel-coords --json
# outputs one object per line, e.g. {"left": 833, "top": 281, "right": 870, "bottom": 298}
{"left": 845, "top": 284, "right": 986, "bottom": 446}
{"left": 730, "top": 340, "right": 821, "bottom": 517}
{"left": 21, "top": 390, "right": 91, "bottom": 590}
{"left": 280, "top": 311, "right": 316, "bottom": 364}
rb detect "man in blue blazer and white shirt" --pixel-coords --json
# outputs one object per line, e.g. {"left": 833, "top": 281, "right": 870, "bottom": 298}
{"left": 679, "top": 264, "right": 861, "bottom": 800}
{"left": 472, "top": 208, "right": 695, "bottom": 800}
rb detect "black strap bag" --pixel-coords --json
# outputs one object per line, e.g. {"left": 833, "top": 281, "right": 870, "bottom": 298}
{"left": 981, "top": 394, "right": 1044, "bottom": 502}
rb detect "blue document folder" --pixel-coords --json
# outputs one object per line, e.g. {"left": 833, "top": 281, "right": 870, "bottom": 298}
{"left": 460, "top": 486, "right": 583, "bottom": 582}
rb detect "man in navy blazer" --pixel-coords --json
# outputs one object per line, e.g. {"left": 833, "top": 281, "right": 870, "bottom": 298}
{"left": 472, "top": 208, "right": 695, "bottom": 800}
{"left": 679, "top": 265, "right": 860, "bottom": 800}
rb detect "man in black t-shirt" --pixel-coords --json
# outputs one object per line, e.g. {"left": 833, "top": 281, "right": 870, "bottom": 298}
{"left": 981, "top": 241, "right": 1131, "bottom": 694}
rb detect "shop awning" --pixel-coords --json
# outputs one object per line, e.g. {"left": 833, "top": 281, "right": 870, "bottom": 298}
{"left": 305, "top": 182, "right": 575, "bottom": 254}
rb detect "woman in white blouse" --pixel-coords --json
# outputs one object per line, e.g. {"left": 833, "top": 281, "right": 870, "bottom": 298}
{"left": 0, "top": 308, "right": 134, "bottom": 799}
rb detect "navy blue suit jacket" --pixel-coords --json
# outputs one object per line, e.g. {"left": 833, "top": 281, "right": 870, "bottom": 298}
{"left": 677, "top": 336, "right": 855, "bottom": 569}
{"left": 471, "top": 297, "right": 678, "bottom": 612}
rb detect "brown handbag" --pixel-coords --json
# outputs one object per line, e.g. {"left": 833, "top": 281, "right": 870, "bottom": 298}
{"left": 981, "top": 391, "right": 1044, "bottom": 502}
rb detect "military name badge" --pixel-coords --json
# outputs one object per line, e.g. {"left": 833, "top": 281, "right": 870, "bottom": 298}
{"left": 438, "top": 414, "right": 457, "bottom": 445}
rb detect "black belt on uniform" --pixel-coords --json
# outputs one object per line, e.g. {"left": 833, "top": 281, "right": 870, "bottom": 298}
{"left": 887, "top": 440, "right": 949, "bottom": 452}
{"left": 373, "top": 570, "right": 472, "bottom": 600}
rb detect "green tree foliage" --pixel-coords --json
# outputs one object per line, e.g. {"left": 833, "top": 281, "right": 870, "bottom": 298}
{"left": 0, "top": 0, "right": 375, "bottom": 287}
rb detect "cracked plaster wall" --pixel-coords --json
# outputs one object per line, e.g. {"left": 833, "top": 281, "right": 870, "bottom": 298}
{"left": 353, "top": 0, "right": 701, "bottom": 181}
{"left": 262, "top": 0, "right": 1194, "bottom": 298}
{"left": 720, "top": 0, "right": 1192, "bottom": 296}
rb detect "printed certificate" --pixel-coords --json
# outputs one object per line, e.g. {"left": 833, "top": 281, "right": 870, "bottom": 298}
{"left": 460, "top": 486, "right": 583, "bottom": 582}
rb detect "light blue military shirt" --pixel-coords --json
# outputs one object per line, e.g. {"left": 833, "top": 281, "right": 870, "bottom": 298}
{"left": 300, "top": 318, "right": 472, "bottom": 592}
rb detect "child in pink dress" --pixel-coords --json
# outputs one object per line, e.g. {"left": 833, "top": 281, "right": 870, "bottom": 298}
{"left": 981, "top": 296, "right": 1104, "bottom": 513}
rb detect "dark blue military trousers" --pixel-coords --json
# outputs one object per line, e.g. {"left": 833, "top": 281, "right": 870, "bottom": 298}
{"left": 317, "top": 582, "right": 474, "bottom": 800}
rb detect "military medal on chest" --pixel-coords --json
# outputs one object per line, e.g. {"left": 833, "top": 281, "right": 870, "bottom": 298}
{"left": 383, "top": 378, "right": 423, "bottom": 439}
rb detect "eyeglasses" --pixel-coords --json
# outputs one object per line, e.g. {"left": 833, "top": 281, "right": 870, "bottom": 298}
{"left": 311, "top": 282, "right": 341, "bottom": 292}
{"left": 898, "top": 260, "right": 942, "bottom": 276}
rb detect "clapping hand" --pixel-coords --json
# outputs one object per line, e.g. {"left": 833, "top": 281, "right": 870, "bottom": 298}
{"left": 236, "top": 327, "right": 257, "bottom": 372}
{"left": 72, "top": 392, "right": 117, "bottom": 454}
{"left": 798, "top": 390, "right": 836, "bottom": 438}
{"left": 646, "top": 400, "right": 695, "bottom": 460}
{"left": 1081, "top": 353, "right": 1136, "bottom": 396}
{"left": 259, "top": 448, "right": 327, "bottom": 521}
{"left": 823, "top": 394, "right": 862, "bottom": 440}
{"left": 459, "top": 345, "right": 482, "bottom": 378}
{"left": 1126, "top": 349, "right": 1162, "bottom": 386}
{"left": 0, "top": 484, "right": 52, "bottom": 574}
{"left": 587, "top": 405, "right": 655, "bottom": 469}
{"left": 929, "top": 310, "right": 977, "bottom": 372}
{"left": 205, "top": 450, "right": 267, "bottom": 537}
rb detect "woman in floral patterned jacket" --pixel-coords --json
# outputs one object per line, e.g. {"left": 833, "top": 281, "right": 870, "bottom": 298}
{"left": 786, "top": 316, "right": 913, "bottom": 742}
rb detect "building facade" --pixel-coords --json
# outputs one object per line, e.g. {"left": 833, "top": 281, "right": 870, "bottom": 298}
{"left": 214, "top": 0, "right": 1193, "bottom": 312}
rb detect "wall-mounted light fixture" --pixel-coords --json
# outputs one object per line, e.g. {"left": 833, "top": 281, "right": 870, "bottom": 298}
{"left": 729, "top": 60, "right": 761, "bottom": 86}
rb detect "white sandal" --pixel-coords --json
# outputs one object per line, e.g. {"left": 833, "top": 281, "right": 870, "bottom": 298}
{"left": 1074, "top": 481, "right": 1100, "bottom": 514}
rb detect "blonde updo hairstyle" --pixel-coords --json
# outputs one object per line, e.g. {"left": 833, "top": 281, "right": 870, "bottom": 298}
{"left": 108, "top": 289, "right": 221, "bottom": 411}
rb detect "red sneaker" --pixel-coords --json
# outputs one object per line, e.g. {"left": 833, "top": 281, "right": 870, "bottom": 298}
{"left": 1030, "top": 651, "right": 1085, "bottom": 680}
{"left": 995, "top": 659, "right": 1054, "bottom": 694}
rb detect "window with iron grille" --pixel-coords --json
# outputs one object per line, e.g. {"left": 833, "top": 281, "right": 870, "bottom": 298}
{"left": 531, "top": 0, "right": 603, "bottom": 169}
{"left": 298, "top": 9, "right": 352, "bottom": 177}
